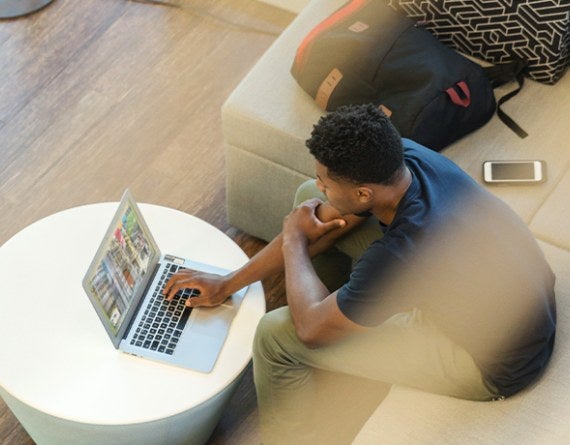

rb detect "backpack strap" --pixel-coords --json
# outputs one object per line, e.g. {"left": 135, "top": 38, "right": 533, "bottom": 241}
{"left": 483, "top": 58, "right": 529, "bottom": 138}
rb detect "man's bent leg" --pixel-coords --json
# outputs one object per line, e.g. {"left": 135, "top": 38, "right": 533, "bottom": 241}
{"left": 253, "top": 307, "right": 318, "bottom": 445}
{"left": 253, "top": 306, "right": 498, "bottom": 444}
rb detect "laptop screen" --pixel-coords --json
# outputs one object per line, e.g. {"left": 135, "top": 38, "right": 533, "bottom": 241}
{"left": 83, "top": 191, "right": 161, "bottom": 342}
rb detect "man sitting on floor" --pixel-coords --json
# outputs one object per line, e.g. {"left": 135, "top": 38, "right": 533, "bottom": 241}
{"left": 164, "top": 104, "right": 556, "bottom": 444}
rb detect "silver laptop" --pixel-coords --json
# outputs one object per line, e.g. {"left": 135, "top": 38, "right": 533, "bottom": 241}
{"left": 82, "top": 189, "right": 246, "bottom": 373}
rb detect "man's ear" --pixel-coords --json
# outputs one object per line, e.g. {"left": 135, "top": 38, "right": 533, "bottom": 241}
{"left": 356, "top": 186, "right": 373, "bottom": 203}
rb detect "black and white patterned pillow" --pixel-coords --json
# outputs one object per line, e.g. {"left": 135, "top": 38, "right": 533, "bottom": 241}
{"left": 388, "top": 0, "right": 570, "bottom": 84}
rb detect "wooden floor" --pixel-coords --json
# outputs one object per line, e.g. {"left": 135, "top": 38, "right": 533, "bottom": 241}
{"left": 0, "top": 1, "right": 389, "bottom": 443}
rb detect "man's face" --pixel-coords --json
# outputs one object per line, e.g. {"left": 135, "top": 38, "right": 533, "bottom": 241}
{"left": 315, "top": 161, "right": 369, "bottom": 216}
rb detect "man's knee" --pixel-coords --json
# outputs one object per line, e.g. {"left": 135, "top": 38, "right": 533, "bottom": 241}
{"left": 253, "top": 307, "right": 298, "bottom": 362}
{"left": 294, "top": 179, "right": 325, "bottom": 207}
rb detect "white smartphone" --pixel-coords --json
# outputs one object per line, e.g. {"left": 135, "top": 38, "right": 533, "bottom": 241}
{"left": 482, "top": 160, "right": 546, "bottom": 184}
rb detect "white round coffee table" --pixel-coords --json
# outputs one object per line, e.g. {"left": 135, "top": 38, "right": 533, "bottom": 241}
{"left": 0, "top": 0, "right": 55, "bottom": 18}
{"left": 0, "top": 202, "right": 265, "bottom": 445}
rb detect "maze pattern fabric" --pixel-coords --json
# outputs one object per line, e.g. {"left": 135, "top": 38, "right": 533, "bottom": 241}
{"left": 387, "top": 0, "right": 570, "bottom": 84}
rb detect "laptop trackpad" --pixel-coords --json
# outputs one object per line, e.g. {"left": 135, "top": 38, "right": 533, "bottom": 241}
{"left": 175, "top": 331, "right": 225, "bottom": 373}
{"left": 187, "top": 305, "right": 235, "bottom": 335}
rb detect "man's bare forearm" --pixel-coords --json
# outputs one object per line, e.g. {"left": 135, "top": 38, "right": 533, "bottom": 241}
{"left": 282, "top": 233, "right": 330, "bottom": 333}
{"left": 222, "top": 234, "right": 286, "bottom": 295}
{"left": 221, "top": 204, "right": 365, "bottom": 297}
{"left": 222, "top": 230, "right": 339, "bottom": 295}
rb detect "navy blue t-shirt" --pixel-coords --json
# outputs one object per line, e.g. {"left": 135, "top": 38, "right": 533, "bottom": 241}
{"left": 337, "top": 139, "right": 556, "bottom": 397}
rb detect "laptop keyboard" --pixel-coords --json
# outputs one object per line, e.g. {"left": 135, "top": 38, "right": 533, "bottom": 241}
{"left": 130, "top": 263, "right": 198, "bottom": 355}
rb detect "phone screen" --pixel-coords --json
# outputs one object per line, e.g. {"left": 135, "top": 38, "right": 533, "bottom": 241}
{"left": 491, "top": 162, "right": 535, "bottom": 180}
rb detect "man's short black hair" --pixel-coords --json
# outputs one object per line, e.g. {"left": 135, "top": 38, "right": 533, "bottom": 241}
{"left": 306, "top": 104, "right": 404, "bottom": 185}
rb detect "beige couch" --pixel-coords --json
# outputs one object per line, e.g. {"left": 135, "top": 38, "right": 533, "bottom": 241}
{"left": 222, "top": 0, "right": 570, "bottom": 442}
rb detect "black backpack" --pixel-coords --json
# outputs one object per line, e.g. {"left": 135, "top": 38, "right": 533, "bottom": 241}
{"left": 291, "top": 0, "right": 498, "bottom": 151}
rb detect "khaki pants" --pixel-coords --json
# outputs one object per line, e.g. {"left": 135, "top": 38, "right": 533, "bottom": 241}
{"left": 253, "top": 180, "right": 498, "bottom": 444}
